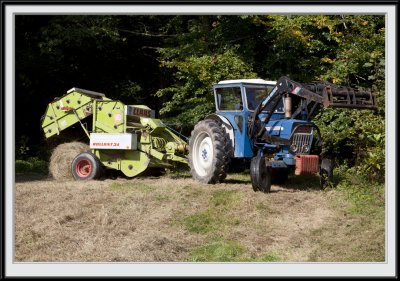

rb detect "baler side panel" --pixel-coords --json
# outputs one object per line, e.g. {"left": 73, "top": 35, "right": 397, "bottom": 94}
{"left": 41, "top": 91, "right": 97, "bottom": 138}
{"left": 93, "top": 100, "right": 126, "bottom": 134}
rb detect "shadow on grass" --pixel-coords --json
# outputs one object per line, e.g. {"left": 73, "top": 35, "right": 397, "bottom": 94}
{"left": 223, "top": 178, "right": 252, "bottom": 185}
{"left": 15, "top": 173, "right": 50, "bottom": 183}
{"left": 282, "top": 175, "right": 322, "bottom": 191}
{"left": 279, "top": 172, "right": 344, "bottom": 192}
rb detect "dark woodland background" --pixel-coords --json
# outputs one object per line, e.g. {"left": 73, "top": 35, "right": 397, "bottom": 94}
{"left": 15, "top": 15, "right": 385, "bottom": 182}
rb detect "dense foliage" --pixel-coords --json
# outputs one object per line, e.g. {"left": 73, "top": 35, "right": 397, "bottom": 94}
{"left": 15, "top": 15, "right": 385, "bottom": 182}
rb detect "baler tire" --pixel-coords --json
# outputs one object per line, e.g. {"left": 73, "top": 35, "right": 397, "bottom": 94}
{"left": 250, "top": 156, "right": 272, "bottom": 193}
{"left": 189, "top": 120, "right": 231, "bottom": 184}
{"left": 71, "top": 152, "right": 102, "bottom": 181}
{"left": 320, "top": 158, "right": 333, "bottom": 189}
{"left": 49, "top": 142, "right": 90, "bottom": 180}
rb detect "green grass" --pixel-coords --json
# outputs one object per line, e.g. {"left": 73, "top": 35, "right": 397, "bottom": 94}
{"left": 184, "top": 209, "right": 241, "bottom": 234}
{"left": 256, "top": 253, "right": 281, "bottom": 262}
{"left": 183, "top": 190, "right": 241, "bottom": 234}
{"left": 184, "top": 210, "right": 216, "bottom": 234}
{"left": 225, "top": 172, "right": 251, "bottom": 183}
{"left": 189, "top": 238, "right": 282, "bottom": 262}
{"left": 210, "top": 190, "right": 240, "bottom": 207}
{"left": 335, "top": 166, "right": 385, "bottom": 216}
{"left": 180, "top": 186, "right": 282, "bottom": 262}
{"left": 189, "top": 239, "right": 245, "bottom": 262}
{"left": 307, "top": 166, "right": 385, "bottom": 262}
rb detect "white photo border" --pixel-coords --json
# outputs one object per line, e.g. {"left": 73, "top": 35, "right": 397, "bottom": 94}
{"left": 4, "top": 3, "right": 397, "bottom": 277}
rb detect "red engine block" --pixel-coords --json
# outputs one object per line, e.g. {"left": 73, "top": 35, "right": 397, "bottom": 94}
{"left": 295, "top": 155, "right": 319, "bottom": 175}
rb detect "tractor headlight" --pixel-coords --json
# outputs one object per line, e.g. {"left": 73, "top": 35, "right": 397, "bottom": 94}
{"left": 290, "top": 144, "right": 298, "bottom": 153}
{"left": 302, "top": 144, "right": 310, "bottom": 153}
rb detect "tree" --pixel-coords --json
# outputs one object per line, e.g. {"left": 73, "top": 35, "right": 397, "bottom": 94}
{"left": 15, "top": 14, "right": 386, "bottom": 182}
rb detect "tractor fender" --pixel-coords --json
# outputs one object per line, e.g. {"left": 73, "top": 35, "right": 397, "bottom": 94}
{"left": 204, "top": 114, "right": 235, "bottom": 149}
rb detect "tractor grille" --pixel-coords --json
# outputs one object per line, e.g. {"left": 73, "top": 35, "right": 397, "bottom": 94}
{"left": 290, "top": 133, "right": 313, "bottom": 154}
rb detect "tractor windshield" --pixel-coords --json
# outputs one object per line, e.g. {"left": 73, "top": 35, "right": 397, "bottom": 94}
{"left": 245, "top": 86, "right": 283, "bottom": 112}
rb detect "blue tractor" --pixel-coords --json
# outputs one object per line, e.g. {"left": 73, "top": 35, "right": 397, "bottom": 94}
{"left": 188, "top": 76, "right": 377, "bottom": 192}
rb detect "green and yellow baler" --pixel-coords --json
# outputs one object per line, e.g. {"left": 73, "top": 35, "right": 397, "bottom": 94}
{"left": 41, "top": 87, "right": 188, "bottom": 180}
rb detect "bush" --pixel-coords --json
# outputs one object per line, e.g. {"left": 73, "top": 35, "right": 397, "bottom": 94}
{"left": 15, "top": 160, "right": 34, "bottom": 173}
{"left": 335, "top": 164, "right": 384, "bottom": 215}
{"left": 15, "top": 157, "right": 48, "bottom": 175}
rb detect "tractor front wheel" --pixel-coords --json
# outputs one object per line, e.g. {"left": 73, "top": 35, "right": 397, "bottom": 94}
{"left": 320, "top": 158, "right": 333, "bottom": 189}
{"left": 250, "top": 156, "right": 272, "bottom": 193}
{"left": 72, "top": 152, "right": 102, "bottom": 180}
{"left": 189, "top": 120, "right": 231, "bottom": 184}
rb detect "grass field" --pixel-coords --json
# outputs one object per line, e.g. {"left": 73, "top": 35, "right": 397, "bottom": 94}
{"left": 14, "top": 170, "right": 385, "bottom": 263}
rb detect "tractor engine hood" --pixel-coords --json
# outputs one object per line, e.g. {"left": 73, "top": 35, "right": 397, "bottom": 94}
{"left": 263, "top": 119, "right": 316, "bottom": 140}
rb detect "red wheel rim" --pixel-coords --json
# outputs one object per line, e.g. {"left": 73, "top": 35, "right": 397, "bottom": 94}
{"left": 75, "top": 159, "right": 92, "bottom": 178}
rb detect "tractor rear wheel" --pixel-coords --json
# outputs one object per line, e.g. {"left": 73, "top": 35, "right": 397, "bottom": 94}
{"left": 320, "top": 158, "right": 333, "bottom": 189}
{"left": 189, "top": 120, "right": 231, "bottom": 183}
{"left": 71, "top": 152, "right": 102, "bottom": 180}
{"left": 250, "top": 156, "right": 272, "bottom": 193}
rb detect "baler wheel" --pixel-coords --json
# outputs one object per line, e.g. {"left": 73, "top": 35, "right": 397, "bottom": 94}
{"left": 71, "top": 152, "right": 102, "bottom": 180}
{"left": 250, "top": 156, "right": 272, "bottom": 193}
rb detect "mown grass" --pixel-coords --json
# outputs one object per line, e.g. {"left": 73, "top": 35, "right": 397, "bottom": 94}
{"left": 15, "top": 164, "right": 385, "bottom": 263}
{"left": 181, "top": 166, "right": 385, "bottom": 262}
{"left": 210, "top": 190, "right": 241, "bottom": 207}
{"left": 184, "top": 209, "right": 241, "bottom": 234}
{"left": 183, "top": 190, "right": 241, "bottom": 235}
{"left": 181, "top": 187, "right": 284, "bottom": 262}
{"left": 307, "top": 166, "right": 385, "bottom": 262}
{"left": 189, "top": 239, "right": 244, "bottom": 262}
{"left": 189, "top": 238, "right": 282, "bottom": 262}
{"left": 109, "top": 182, "right": 156, "bottom": 192}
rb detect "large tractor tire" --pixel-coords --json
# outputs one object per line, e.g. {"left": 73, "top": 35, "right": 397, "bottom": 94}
{"left": 71, "top": 152, "right": 103, "bottom": 180}
{"left": 320, "top": 158, "right": 334, "bottom": 189}
{"left": 49, "top": 142, "right": 90, "bottom": 180}
{"left": 189, "top": 120, "right": 232, "bottom": 184}
{"left": 250, "top": 156, "right": 272, "bottom": 193}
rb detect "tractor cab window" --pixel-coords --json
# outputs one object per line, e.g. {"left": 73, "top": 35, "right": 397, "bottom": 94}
{"left": 245, "top": 86, "right": 279, "bottom": 111}
{"left": 215, "top": 87, "right": 243, "bottom": 111}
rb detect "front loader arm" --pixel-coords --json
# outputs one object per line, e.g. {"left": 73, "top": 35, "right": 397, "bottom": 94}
{"left": 248, "top": 76, "right": 377, "bottom": 140}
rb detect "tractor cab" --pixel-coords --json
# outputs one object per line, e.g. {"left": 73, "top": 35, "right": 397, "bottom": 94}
{"left": 211, "top": 79, "right": 277, "bottom": 158}
{"left": 213, "top": 79, "right": 278, "bottom": 114}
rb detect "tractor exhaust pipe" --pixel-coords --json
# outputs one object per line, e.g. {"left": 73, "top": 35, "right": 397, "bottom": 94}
{"left": 284, "top": 94, "right": 292, "bottom": 118}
